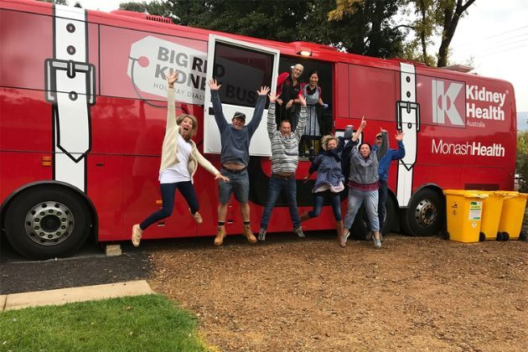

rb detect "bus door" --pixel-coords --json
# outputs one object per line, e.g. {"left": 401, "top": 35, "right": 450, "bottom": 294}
{"left": 204, "top": 35, "right": 280, "bottom": 156}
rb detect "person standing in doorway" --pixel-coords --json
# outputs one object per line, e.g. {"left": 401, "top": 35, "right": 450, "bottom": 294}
{"left": 208, "top": 78, "right": 270, "bottom": 246}
{"left": 276, "top": 64, "right": 304, "bottom": 130}
{"left": 300, "top": 70, "right": 326, "bottom": 156}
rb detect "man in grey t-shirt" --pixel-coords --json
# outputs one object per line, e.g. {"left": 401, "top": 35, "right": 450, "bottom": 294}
{"left": 208, "top": 79, "right": 269, "bottom": 246}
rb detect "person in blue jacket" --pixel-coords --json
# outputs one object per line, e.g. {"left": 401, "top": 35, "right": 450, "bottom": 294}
{"left": 372, "top": 130, "right": 405, "bottom": 238}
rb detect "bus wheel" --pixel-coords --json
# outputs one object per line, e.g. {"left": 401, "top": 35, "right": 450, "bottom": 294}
{"left": 350, "top": 196, "right": 396, "bottom": 240}
{"left": 4, "top": 187, "right": 91, "bottom": 260}
{"left": 402, "top": 188, "right": 445, "bottom": 236}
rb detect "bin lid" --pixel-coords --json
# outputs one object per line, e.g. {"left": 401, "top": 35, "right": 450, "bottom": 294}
{"left": 443, "top": 189, "right": 488, "bottom": 198}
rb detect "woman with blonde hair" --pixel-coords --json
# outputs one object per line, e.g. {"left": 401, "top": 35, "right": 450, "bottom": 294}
{"left": 300, "top": 134, "right": 345, "bottom": 242}
{"left": 131, "top": 71, "right": 228, "bottom": 247}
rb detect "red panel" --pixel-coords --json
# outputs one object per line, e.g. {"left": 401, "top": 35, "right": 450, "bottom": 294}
{"left": 0, "top": 152, "right": 52, "bottom": 202}
{"left": 0, "top": 9, "right": 52, "bottom": 91}
{"left": 334, "top": 63, "right": 349, "bottom": 118}
{"left": 349, "top": 65, "right": 397, "bottom": 122}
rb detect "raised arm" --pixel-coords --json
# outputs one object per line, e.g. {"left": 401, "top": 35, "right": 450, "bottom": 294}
{"left": 294, "top": 94, "right": 308, "bottom": 141}
{"left": 166, "top": 71, "right": 178, "bottom": 131}
{"left": 376, "top": 129, "right": 389, "bottom": 159}
{"left": 247, "top": 86, "right": 270, "bottom": 136}
{"left": 393, "top": 130, "right": 406, "bottom": 159}
{"left": 208, "top": 79, "right": 228, "bottom": 132}
{"left": 267, "top": 92, "right": 279, "bottom": 138}
{"left": 352, "top": 116, "right": 366, "bottom": 142}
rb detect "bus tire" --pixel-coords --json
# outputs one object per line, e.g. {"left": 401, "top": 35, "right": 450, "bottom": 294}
{"left": 4, "top": 186, "right": 91, "bottom": 260}
{"left": 401, "top": 188, "right": 445, "bottom": 236}
{"left": 350, "top": 195, "right": 396, "bottom": 240}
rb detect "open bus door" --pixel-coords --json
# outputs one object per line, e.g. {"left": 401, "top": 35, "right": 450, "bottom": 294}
{"left": 203, "top": 35, "right": 280, "bottom": 156}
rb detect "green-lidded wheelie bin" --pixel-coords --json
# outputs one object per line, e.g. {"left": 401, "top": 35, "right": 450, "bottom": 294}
{"left": 443, "top": 190, "right": 488, "bottom": 243}
{"left": 478, "top": 191, "right": 515, "bottom": 241}
{"left": 497, "top": 192, "right": 528, "bottom": 240}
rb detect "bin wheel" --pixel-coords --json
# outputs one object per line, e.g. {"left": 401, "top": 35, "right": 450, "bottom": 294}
{"left": 502, "top": 232, "right": 510, "bottom": 241}
{"left": 496, "top": 232, "right": 503, "bottom": 241}
{"left": 441, "top": 231, "right": 450, "bottom": 240}
{"left": 479, "top": 232, "right": 485, "bottom": 242}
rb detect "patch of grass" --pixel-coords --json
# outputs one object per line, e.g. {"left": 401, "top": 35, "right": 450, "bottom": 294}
{"left": 0, "top": 294, "right": 208, "bottom": 351}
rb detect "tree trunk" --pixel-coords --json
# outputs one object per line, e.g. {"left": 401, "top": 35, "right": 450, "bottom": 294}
{"left": 437, "top": 0, "right": 476, "bottom": 67}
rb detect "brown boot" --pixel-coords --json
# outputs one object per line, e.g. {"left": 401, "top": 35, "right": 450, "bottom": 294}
{"left": 214, "top": 225, "right": 226, "bottom": 246}
{"left": 336, "top": 220, "right": 347, "bottom": 248}
{"left": 300, "top": 212, "right": 311, "bottom": 223}
{"left": 243, "top": 224, "right": 257, "bottom": 243}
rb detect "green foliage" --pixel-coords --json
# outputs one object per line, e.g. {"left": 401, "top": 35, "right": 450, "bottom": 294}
{"left": 517, "top": 131, "right": 528, "bottom": 192}
{"left": 0, "top": 295, "right": 208, "bottom": 351}
{"left": 403, "top": 0, "right": 476, "bottom": 67}
{"left": 119, "top": 0, "right": 405, "bottom": 59}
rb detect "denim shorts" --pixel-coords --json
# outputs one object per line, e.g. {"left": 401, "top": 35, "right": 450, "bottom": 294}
{"left": 218, "top": 169, "right": 250, "bottom": 204}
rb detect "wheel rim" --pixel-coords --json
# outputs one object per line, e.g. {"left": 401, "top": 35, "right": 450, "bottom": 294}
{"left": 414, "top": 198, "right": 437, "bottom": 227}
{"left": 24, "top": 201, "right": 75, "bottom": 246}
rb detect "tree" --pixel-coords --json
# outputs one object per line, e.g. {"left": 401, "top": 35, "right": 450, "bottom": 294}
{"left": 320, "top": 0, "right": 406, "bottom": 58}
{"left": 405, "top": 0, "right": 477, "bottom": 67}
{"left": 517, "top": 131, "right": 528, "bottom": 192}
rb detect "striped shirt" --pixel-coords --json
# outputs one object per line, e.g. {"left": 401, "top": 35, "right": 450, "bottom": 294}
{"left": 267, "top": 103, "right": 307, "bottom": 174}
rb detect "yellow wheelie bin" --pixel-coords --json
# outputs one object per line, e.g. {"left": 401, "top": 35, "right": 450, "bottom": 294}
{"left": 443, "top": 190, "right": 488, "bottom": 243}
{"left": 478, "top": 191, "right": 513, "bottom": 241}
{"left": 497, "top": 192, "right": 528, "bottom": 240}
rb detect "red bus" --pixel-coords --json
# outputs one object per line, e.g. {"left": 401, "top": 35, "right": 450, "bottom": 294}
{"left": 0, "top": 0, "right": 517, "bottom": 259}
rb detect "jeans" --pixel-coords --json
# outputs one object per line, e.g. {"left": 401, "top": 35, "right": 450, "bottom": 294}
{"left": 140, "top": 181, "right": 199, "bottom": 230}
{"left": 344, "top": 188, "right": 379, "bottom": 231}
{"left": 308, "top": 191, "right": 342, "bottom": 221}
{"left": 378, "top": 180, "right": 388, "bottom": 230}
{"left": 218, "top": 169, "right": 250, "bottom": 204}
{"left": 260, "top": 175, "right": 300, "bottom": 230}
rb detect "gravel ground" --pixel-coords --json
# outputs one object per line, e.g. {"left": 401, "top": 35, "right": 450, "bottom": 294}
{"left": 2, "top": 229, "right": 527, "bottom": 351}
{"left": 147, "top": 232, "right": 528, "bottom": 352}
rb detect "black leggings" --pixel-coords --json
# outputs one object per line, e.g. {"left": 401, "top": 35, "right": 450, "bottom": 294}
{"left": 140, "top": 181, "right": 199, "bottom": 230}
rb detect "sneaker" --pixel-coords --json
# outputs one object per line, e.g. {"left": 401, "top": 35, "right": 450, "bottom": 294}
{"left": 131, "top": 224, "right": 143, "bottom": 247}
{"left": 258, "top": 228, "right": 267, "bottom": 242}
{"left": 379, "top": 232, "right": 384, "bottom": 242}
{"left": 244, "top": 226, "right": 257, "bottom": 243}
{"left": 294, "top": 226, "right": 305, "bottom": 238}
{"left": 373, "top": 236, "right": 382, "bottom": 249}
{"left": 339, "top": 229, "right": 350, "bottom": 248}
{"left": 192, "top": 211, "right": 203, "bottom": 224}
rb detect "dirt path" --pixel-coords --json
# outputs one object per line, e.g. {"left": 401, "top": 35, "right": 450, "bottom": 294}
{"left": 148, "top": 233, "right": 527, "bottom": 351}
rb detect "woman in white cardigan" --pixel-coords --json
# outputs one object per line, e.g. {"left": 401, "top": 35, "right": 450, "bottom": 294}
{"left": 132, "top": 71, "right": 228, "bottom": 247}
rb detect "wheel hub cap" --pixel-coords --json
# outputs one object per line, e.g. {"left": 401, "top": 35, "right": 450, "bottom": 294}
{"left": 24, "top": 201, "right": 75, "bottom": 246}
{"left": 414, "top": 199, "right": 437, "bottom": 227}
